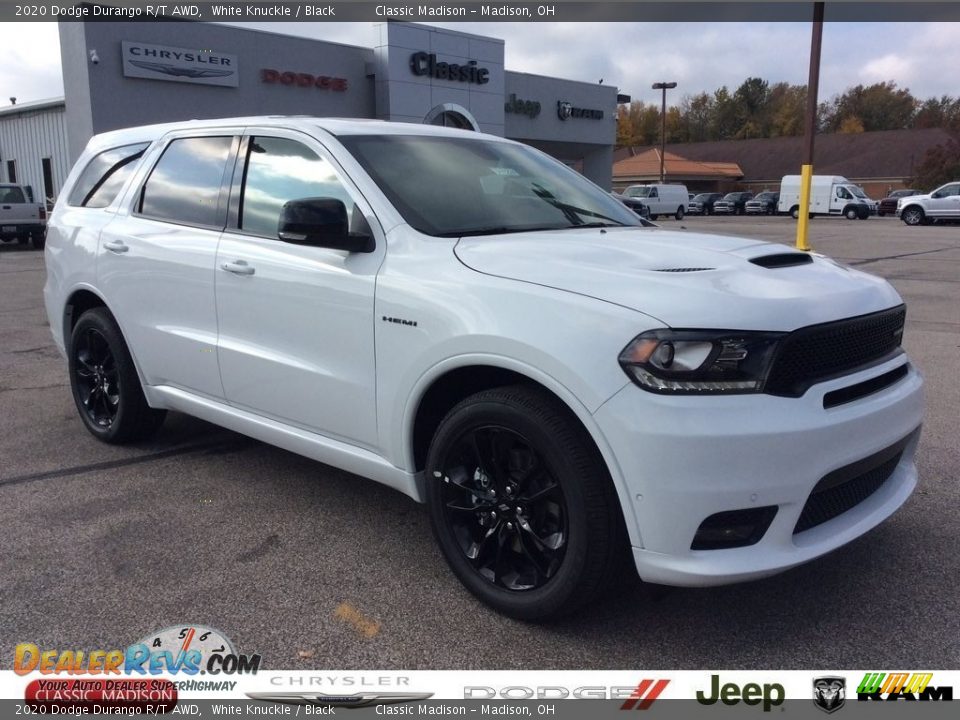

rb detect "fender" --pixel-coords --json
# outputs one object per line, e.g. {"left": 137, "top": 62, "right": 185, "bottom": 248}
{"left": 402, "top": 353, "right": 642, "bottom": 547}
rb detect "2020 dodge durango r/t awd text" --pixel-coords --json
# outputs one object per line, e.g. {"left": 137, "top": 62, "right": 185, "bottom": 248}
{"left": 44, "top": 118, "right": 923, "bottom": 620}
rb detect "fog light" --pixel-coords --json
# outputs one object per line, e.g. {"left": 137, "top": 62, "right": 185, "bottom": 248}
{"left": 691, "top": 506, "right": 778, "bottom": 550}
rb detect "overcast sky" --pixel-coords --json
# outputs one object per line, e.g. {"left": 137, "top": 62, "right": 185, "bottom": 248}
{"left": 3, "top": 21, "right": 959, "bottom": 108}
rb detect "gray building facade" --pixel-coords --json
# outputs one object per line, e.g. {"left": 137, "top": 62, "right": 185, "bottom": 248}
{"left": 57, "top": 21, "right": 618, "bottom": 187}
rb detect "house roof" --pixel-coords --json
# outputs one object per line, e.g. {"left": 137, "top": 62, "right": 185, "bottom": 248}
{"left": 0, "top": 97, "right": 65, "bottom": 118}
{"left": 615, "top": 128, "right": 959, "bottom": 182}
{"left": 613, "top": 148, "right": 743, "bottom": 181}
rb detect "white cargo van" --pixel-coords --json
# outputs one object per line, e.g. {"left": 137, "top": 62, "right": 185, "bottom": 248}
{"left": 777, "top": 175, "right": 876, "bottom": 220}
{"left": 622, "top": 183, "right": 689, "bottom": 220}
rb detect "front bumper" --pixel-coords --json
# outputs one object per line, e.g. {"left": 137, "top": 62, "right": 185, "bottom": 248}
{"left": 593, "top": 354, "right": 923, "bottom": 586}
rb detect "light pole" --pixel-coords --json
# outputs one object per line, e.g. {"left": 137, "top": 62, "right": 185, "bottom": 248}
{"left": 796, "top": 2, "right": 825, "bottom": 252}
{"left": 652, "top": 81, "right": 677, "bottom": 182}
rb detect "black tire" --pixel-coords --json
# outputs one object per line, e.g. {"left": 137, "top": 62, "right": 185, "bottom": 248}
{"left": 425, "top": 385, "right": 626, "bottom": 621}
{"left": 901, "top": 206, "right": 924, "bottom": 226}
{"left": 844, "top": 206, "right": 858, "bottom": 220}
{"left": 648, "top": 213, "right": 658, "bottom": 221}
{"left": 69, "top": 308, "right": 166, "bottom": 443}
{"left": 877, "top": 209, "right": 886, "bottom": 217}
{"left": 675, "top": 206, "right": 684, "bottom": 221}
{"left": 17, "top": 235, "right": 29, "bottom": 245}
{"left": 790, "top": 206, "right": 800, "bottom": 220}
{"left": 31, "top": 232, "right": 45, "bottom": 250}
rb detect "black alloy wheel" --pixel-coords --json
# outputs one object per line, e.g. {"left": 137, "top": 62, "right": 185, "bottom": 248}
{"left": 426, "top": 385, "right": 626, "bottom": 620}
{"left": 69, "top": 308, "right": 166, "bottom": 443}
{"left": 73, "top": 326, "right": 120, "bottom": 430}
{"left": 435, "top": 424, "right": 568, "bottom": 592}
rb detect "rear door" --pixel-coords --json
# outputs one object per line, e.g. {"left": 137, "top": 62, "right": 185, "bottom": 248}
{"left": 97, "top": 130, "right": 240, "bottom": 399}
{"left": 214, "top": 129, "right": 385, "bottom": 448}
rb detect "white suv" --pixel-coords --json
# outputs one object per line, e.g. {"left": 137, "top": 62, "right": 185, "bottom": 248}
{"left": 45, "top": 118, "right": 923, "bottom": 619}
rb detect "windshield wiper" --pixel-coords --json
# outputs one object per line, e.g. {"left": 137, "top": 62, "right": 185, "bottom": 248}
{"left": 437, "top": 226, "right": 565, "bottom": 238}
{"left": 555, "top": 221, "right": 624, "bottom": 230}
{"left": 528, "top": 184, "right": 627, "bottom": 226}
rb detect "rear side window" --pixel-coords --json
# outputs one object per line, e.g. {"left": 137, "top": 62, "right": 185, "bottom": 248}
{"left": 139, "top": 136, "right": 233, "bottom": 227}
{"left": 68, "top": 143, "right": 149, "bottom": 208}
{"left": 0, "top": 186, "right": 26, "bottom": 203}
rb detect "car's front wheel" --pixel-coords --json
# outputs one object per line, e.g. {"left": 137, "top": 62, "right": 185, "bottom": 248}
{"left": 69, "top": 308, "right": 166, "bottom": 443}
{"left": 901, "top": 206, "right": 925, "bottom": 226}
{"left": 426, "top": 385, "right": 625, "bottom": 620}
{"left": 675, "top": 206, "right": 684, "bottom": 220}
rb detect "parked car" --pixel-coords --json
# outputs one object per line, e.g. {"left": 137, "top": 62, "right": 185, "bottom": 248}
{"left": 611, "top": 192, "right": 651, "bottom": 220}
{"left": 687, "top": 192, "right": 723, "bottom": 215}
{"left": 877, "top": 189, "right": 919, "bottom": 217}
{"left": 0, "top": 183, "right": 47, "bottom": 249}
{"left": 897, "top": 182, "right": 960, "bottom": 226}
{"left": 45, "top": 117, "right": 923, "bottom": 620}
{"left": 745, "top": 192, "right": 780, "bottom": 215}
{"left": 778, "top": 175, "right": 875, "bottom": 220}
{"left": 712, "top": 191, "right": 755, "bottom": 215}
{"left": 622, "top": 183, "right": 689, "bottom": 220}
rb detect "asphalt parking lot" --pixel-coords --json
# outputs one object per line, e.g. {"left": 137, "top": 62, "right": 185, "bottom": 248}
{"left": 2, "top": 215, "right": 958, "bottom": 670}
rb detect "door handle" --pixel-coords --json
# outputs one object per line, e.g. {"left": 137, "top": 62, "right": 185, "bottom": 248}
{"left": 103, "top": 240, "right": 129, "bottom": 254}
{"left": 221, "top": 260, "right": 255, "bottom": 276}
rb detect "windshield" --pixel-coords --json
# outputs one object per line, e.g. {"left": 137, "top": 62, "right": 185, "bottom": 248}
{"left": 755, "top": 193, "right": 774, "bottom": 201}
{"left": 338, "top": 135, "right": 641, "bottom": 237}
{"left": 623, "top": 186, "right": 652, "bottom": 198}
{"left": 692, "top": 193, "right": 711, "bottom": 202}
{"left": 848, "top": 186, "right": 867, "bottom": 198}
{"left": 722, "top": 193, "right": 740, "bottom": 201}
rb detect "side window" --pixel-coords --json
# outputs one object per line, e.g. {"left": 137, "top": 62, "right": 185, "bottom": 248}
{"left": 239, "top": 136, "right": 358, "bottom": 238}
{"left": 68, "top": 142, "right": 149, "bottom": 208}
{"left": 649, "top": 187, "right": 658, "bottom": 198}
{"left": 139, "top": 136, "right": 233, "bottom": 227}
{"left": 942, "top": 184, "right": 960, "bottom": 197}
{"left": 837, "top": 187, "right": 851, "bottom": 200}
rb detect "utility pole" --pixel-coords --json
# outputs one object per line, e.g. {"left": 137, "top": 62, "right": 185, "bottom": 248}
{"left": 796, "top": 2, "right": 825, "bottom": 251}
{"left": 652, "top": 81, "right": 677, "bottom": 183}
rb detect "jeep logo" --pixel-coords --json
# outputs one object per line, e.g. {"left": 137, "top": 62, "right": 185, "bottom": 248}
{"left": 697, "top": 675, "right": 785, "bottom": 712}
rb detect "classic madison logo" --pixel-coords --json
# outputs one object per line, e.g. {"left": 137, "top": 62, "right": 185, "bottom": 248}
{"left": 813, "top": 677, "right": 845, "bottom": 714}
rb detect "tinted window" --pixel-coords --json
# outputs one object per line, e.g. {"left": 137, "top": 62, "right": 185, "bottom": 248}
{"left": 340, "top": 135, "right": 639, "bottom": 237}
{"left": 240, "top": 136, "right": 357, "bottom": 238}
{"left": 68, "top": 143, "right": 149, "bottom": 208}
{"left": 140, "top": 136, "right": 233, "bottom": 226}
{"left": 0, "top": 186, "right": 26, "bottom": 203}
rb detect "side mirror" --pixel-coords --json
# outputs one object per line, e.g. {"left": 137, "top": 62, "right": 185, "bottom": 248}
{"left": 278, "top": 197, "right": 374, "bottom": 253}
{"left": 931, "top": 191, "right": 943, "bottom": 199}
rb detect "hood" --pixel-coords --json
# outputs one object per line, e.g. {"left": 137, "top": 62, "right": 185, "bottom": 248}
{"left": 454, "top": 227, "right": 902, "bottom": 331}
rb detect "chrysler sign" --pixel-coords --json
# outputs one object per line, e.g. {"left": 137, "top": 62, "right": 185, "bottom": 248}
{"left": 122, "top": 41, "right": 239, "bottom": 87}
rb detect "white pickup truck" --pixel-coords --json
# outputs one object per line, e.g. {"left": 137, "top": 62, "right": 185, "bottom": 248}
{"left": 0, "top": 183, "right": 47, "bottom": 249}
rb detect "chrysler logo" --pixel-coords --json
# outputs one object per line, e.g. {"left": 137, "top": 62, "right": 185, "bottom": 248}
{"left": 247, "top": 692, "right": 434, "bottom": 709}
{"left": 128, "top": 60, "right": 234, "bottom": 79}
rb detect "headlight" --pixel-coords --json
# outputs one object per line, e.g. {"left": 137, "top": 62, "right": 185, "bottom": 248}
{"left": 618, "top": 329, "right": 783, "bottom": 394}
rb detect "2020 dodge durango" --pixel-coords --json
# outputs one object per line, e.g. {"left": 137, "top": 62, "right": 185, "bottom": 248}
{"left": 44, "top": 117, "right": 924, "bottom": 620}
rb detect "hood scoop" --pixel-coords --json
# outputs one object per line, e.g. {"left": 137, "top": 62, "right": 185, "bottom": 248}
{"left": 654, "top": 267, "right": 715, "bottom": 273}
{"left": 750, "top": 253, "right": 813, "bottom": 269}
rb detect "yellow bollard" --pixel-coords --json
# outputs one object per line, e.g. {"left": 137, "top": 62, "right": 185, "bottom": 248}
{"left": 796, "top": 164, "right": 813, "bottom": 252}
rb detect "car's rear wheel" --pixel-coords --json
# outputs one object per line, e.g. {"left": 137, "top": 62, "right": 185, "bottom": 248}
{"left": 901, "top": 207, "right": 925, "bottom": 226}
{"left": 426, "top": 385, "right": 625, "bottom": 620}
{"left": 790, "top": 205, "right": 800, "bottom": 219}
{"left": 69, "top": 308, "right": 166, "bottom": 443}
{"left": 30, "top": 232, "right": 45, "bottom": 250}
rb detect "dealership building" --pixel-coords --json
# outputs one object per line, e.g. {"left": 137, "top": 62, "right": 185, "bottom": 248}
{"left": 0, "top": 20, "right": 623, "bottom": 202}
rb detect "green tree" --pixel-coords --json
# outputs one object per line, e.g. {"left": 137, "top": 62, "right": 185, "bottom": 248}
{"left": 912, "top": 140, "right": 960, "bottom": 191}
{"left": 822, "top": 81, "right": 916, "bottom": 132}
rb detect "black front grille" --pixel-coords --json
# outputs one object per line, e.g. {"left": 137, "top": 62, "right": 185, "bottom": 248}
{"left": 794, "top": 432, "right": 914, "bottom": 534}
{"left": 765, "top": 305, "right": 906, "bottom": 397}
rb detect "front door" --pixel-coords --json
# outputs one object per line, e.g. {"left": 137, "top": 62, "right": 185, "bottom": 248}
{"left": 927, "top": 183, "right": 960, "bottom": 218}
{"left": 215, "top": 130, "right": 384, "bottom": 448}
